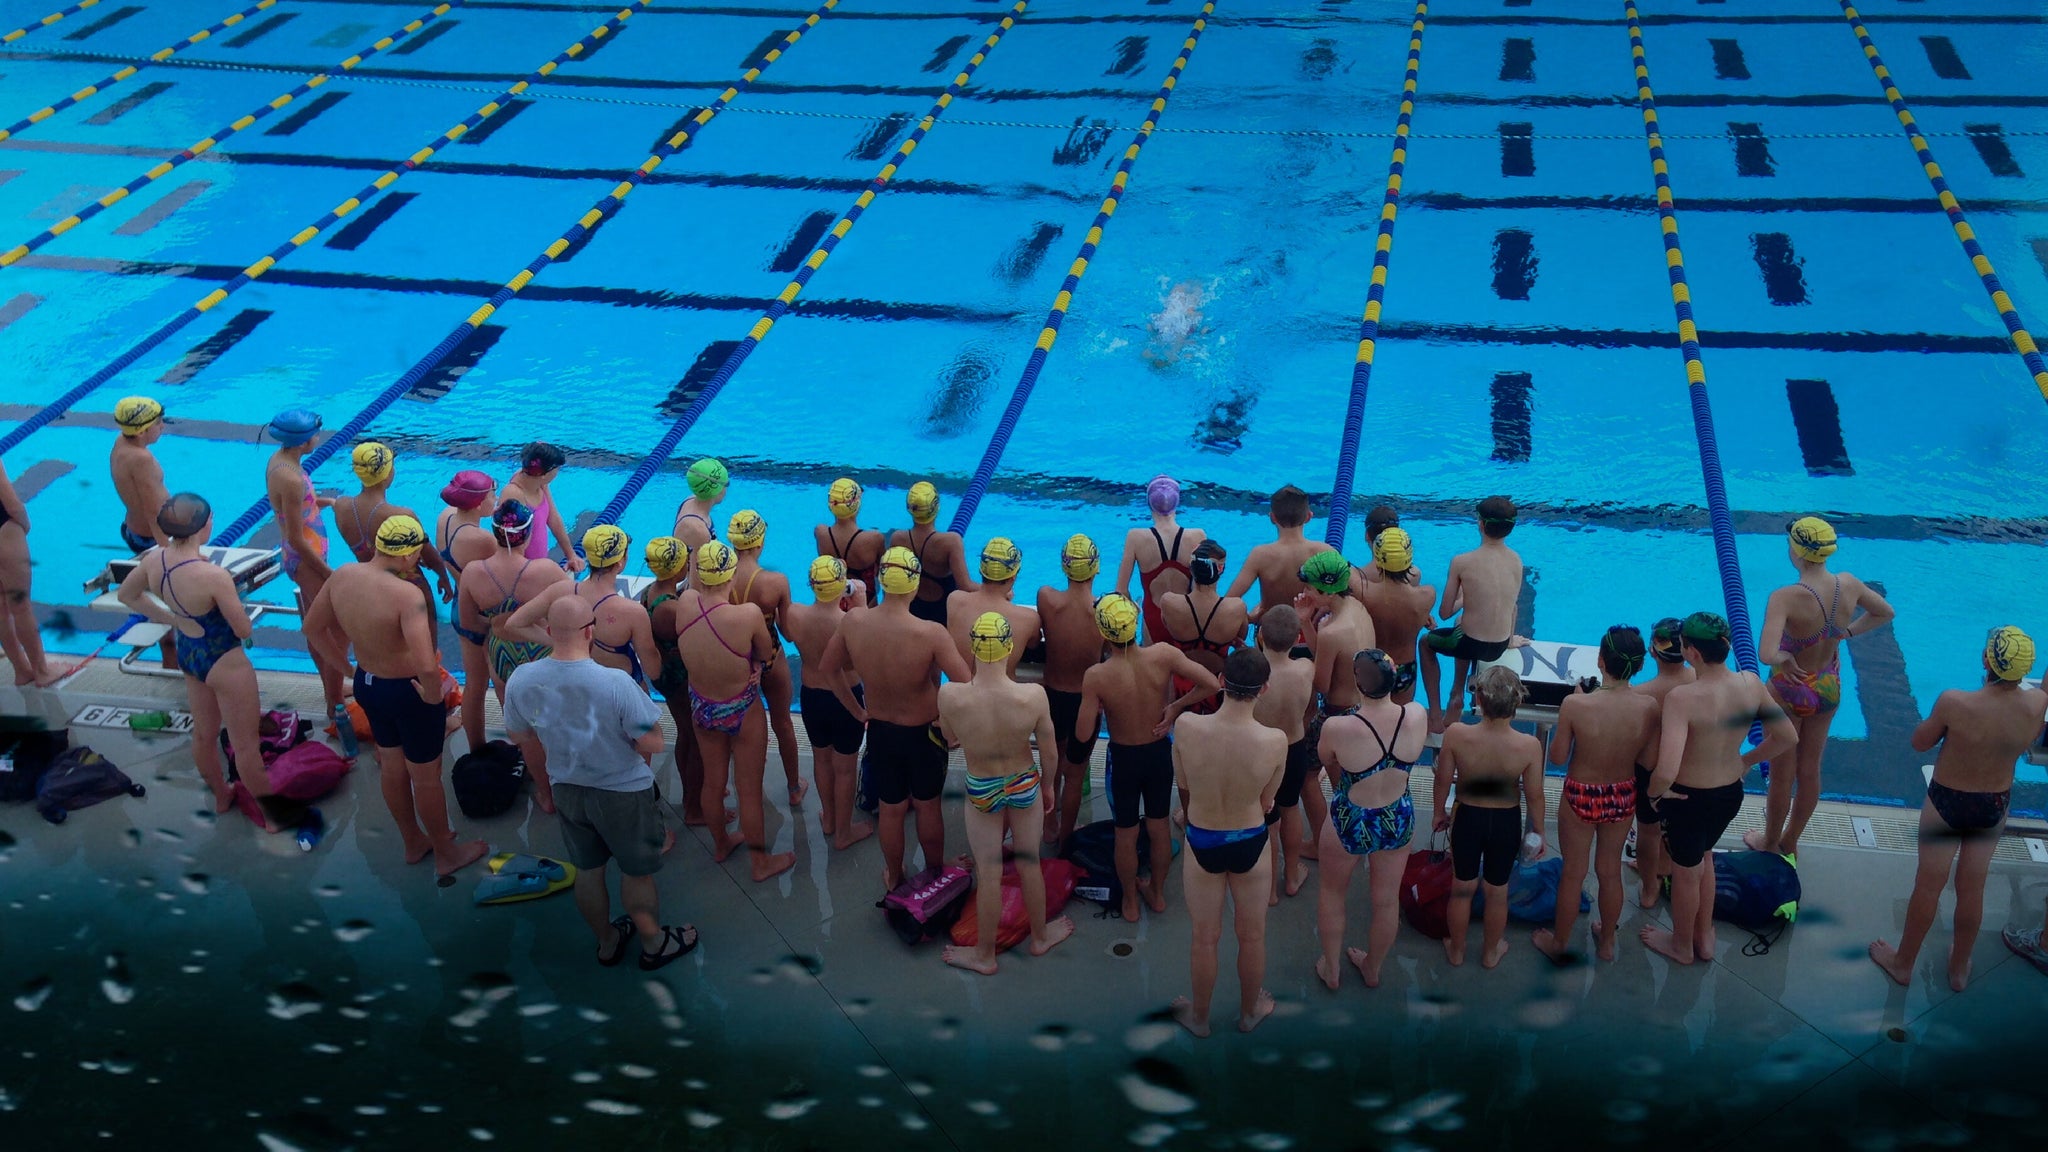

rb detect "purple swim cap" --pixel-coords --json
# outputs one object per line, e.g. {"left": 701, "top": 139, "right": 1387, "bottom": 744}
{"left": 1146, "top": 475, "right": 1181, "bottom": 514}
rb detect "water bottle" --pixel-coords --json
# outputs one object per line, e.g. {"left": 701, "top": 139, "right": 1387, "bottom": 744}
{"left": 295, "top": 809, "right": 326, "bottom": 853}
{"left": 1522, "top": 831, "right": 1544, "bottom": 862}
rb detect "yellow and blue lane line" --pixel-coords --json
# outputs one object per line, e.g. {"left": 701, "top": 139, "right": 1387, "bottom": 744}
{"left": 1, "top": 2, "right": 464, "bottom": 269}
{"left": 0, "top": 0, "right": 658, "bottom": 460}
{"left": 1321, "top": 0, "right": 1425, "bottom": 552}
{"left": 211, "top": 0, "right": 844, "bottom": 546}
{"left": 2, "top": 0, "right": 112, "bottom": 46}
{"left": 1624, "top": 1, "right": 1760, "bottom": 677}
{"left": 948, "top": 2, "right": 1216, "bottom": 536}
{"left": 1836, "top": 1, "right": 2048, "bottom": 407}
{"left": 0, "top": 0, "right": 280, "bottom": 144}
{"left": 593, "top": 1, "right": 1031, "bottom": 528}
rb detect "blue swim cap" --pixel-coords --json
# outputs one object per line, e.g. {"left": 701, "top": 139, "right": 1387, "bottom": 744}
{"left": 266, "top": 408, "right": 323, "bottom": 447}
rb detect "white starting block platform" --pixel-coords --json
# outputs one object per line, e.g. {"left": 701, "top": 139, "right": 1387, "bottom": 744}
{"left": 83, "top": 547, "right": 295, "bottom": 679}
{"left": 1424, "top": 638, "right": 1594, "bottom": 748}
{"left": 2026, "top": 679, "right": 2048, "bottom": 768}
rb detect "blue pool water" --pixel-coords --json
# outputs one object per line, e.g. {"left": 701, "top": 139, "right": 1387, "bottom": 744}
{"left": 0, "top": 0, "right": 2044, "bottom": 812}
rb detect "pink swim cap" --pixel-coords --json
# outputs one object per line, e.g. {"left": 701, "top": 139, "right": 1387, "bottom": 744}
{"left": 1146, "top": 475, "right": 1180, "bottom": 514}
{"left": 441, "top": 470, "right": 494, "bottom": 510}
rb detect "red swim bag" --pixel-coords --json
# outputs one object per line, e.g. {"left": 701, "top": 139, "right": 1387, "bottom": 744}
{"left": 949, "top": 858, "right": 1080, "bottom": 951}
{"left": 1401, "top": 838, "right": 1455, "bottom": 941}
{"left": 266, "top": 741, "right": 351, "bottom": 803}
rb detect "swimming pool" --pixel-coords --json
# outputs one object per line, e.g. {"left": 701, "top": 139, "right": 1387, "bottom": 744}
{"left": 0, "top": 0, "right": 2042, "bottom": 814}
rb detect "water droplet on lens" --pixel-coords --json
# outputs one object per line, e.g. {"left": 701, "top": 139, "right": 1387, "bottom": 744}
{"left": 154, "top": 828, "right": 182, "bottom": 841}
{"left": 685, "top": 1110, "right": 722, "bottom": 1130}
{"left": 572, "top": 1071, "right": 602, "bottom": 1085}
{"left": 765, "top": 1095, "right": 818, "bottom": 1121}
{"left": 1118, "top": 1059, "right": 1198, "bottom": 1115}
{"left": 577, "top": 1007, "right": 610, "bottom": 1023}
{"left": 121, "top": 830, "right": 141, "bottom": 848}
{"left": 1128, "top": 1121, "right": 1175, "bottom": 1147}
{"left": 584, "top": 1099, "right": 644, "bottom": 1117}
{"left": 643, "top": 981, "right": 677, "bottom": 1015}
{"left": 856, "top": 1064, "right": 888, "bottom": 1079}
{"left": 1123, "top": 1015, "right": 1177, "bottom": 1053}
{"left": 333, "top": 921, "right": 374, "bottom": 944}
{"left": 267, "top": 982, "right": 323, "bottom": 1021}
{"left": 518, "top": 1003, "right": 557, "bottom": 1018}
{"left": 100, "top": 955, "right": 134, "bottom": 1005}
{"left": 778, "top": 953, "right": 823, "bottom": 977}
{"left": 316, "top": 884, "right": 342, "bottom": 897}
{"left": 180, "top": 873, "right": 209, "bottom": 895}
{"left": 14, "top": 977, "right": 52, "bottom": 1012}
{"left": 467, "top": 1128, "right": 494, "bottom": 1142}
{"left": 616, "top": 1065, "right": 655, "bottom": 1080}
{"left": 102, "top": 1053, "right": 136, "bottom": 1075}
{"left": 900, "top": 1113, "right": 930, "bottom": 1132}
{"left": 1242, "top": 1132, "right": 1294, "bottom": 1150}
{"left": 966, "top": 1100, "right": 1001, "bottom": 1117}
{"left": 256, "top": 1132, "right": 308, "bottom": 1152}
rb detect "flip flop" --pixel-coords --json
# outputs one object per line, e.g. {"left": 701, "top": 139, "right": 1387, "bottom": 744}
{"left": 597, "top": 916, "right": 637, "bottom": 967}
{"left": 474, "top": 858, "right": 576, "bottom": 906}
{"left": 638, "top": 925, "right": 700, "bottom": 971}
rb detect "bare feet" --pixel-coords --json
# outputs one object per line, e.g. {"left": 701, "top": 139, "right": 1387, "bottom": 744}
{"left": 1347, "top": 946, "right": 1379, "bottom": 988}
{"left": 1593, "top": 921, "right": 1617, "bottom": 963}
{"left": 1442, "top": 937, "right": 1465, "bottom": 967}
{"left": 832, "top": 821, "right": 875, "bottom": 851}
{"left": 1428, "top": 708, "right": 1450, "bottom": 735}
{"left": 534, "top": 782, "right": 556, "bottom": 816}
{"left": 1145, "top": 878, "right": 1168, "bottom": 915}
{"left": 1482, "top": 938, "right": 1509, "bottom": 969}
{"left": 1741, "top": 829, "right": 1776, "bottom": 854}
{"left": 1170, "top": 995, "right": 1210, "bottom": 1039}
{"left": 1284, "top": 861, "right": 1309, "bottom": 898}
{"left": 751, "top": 850, "right": 797, "bottom": 883}
{"left": 1868, "top": 941, "right": 1911, "bottom": 987}
{"left": 710, "top": 834, "right": 742, "bottom": 864}
{"left": 1947, "top": 956, "right": 1970, "bottom": 993}
{"left": 1695, "top": 926, "right": 1716, "bottom": 962}
{"left": 788, "top": 779, "right": 809, "bottom": 808}
{"left": 434, "top": 838, "right": 491, "bottom": 877}
{"left": 1531, "top": 928, "right": 1569, "bottom": 964}
{"left": 1640, "top": 926, "right": 1694, "bottom": 965}
{"left": 1508, "top": 635, "right": 1530, "bottom": 648}
{"left": 1314, "top": 954, "right": 1341, "bottom": 991}
{"left": 1637, "top": 883, "right": 1660, "bottom": 909}
{"left": 1028, "top": 916, "right": 1075, "bottom": 957}
{"left": 1297, "top": 842, "right": 1319, "bottom": 862}
{"left": 1238, "top": 989, "right": 1276, "bottom": 1034}
{"left": 1121, "top": 890, "right": 1142, "bottom": 923}
{"left": 210, "top": 787, "right": 236, "bottom": 816}
{"left": 942, "top": 945, "right": 998, "bottom": 976}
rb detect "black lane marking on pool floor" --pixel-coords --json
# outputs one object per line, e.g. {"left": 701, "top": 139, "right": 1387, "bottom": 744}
{"left": 1499, "top": 37, "right": 1534, "bottom": 82}
{"left": 156, "top": 308, "right": 274, "bottom": 385}
{"left": 660, "top": 339, "right": 743, "bottom": 417}
{"left": 1709, "top": 38, "right": 1748, "bottom": 80}
{"left": 848, "top": 112, "right": 914, "bottom": 161}
{"left": 1491, "top": 229, "right": 1536, "bottom": 300}
{"left": 61, "top": 5, "right": 142, "bottom": 41}
{"left": 16, "top": 402, "right": 2040, "bottom": 546}
{"left": 224, "top": 11, "right": 299, "bottom": 48}
{"left": 1499, "top": 122, "right": 1533, "bottom": 177}
{"left": 1106, "top": 36, "right": 1147, "bottom": 76}
{"left": 322, "top": 191, "right": 416, "bottom": 250}
{"left": 556, "top": 206, "right": 613, "bottom": 262}
{"left": 926, "top": 341, "right": 1002, "bottom": 438}
{"left": 1849, "top": 580, "right": 1922, "bottom": 750}
{"left": 1052, "top": 117, "right": 1112, "bottom": 166}
{"left": 1965, "top": 124, "right": 2022, "bottom": 177}
{"left": 769, "top": 211, "right": 835, "bottom": 273}
{"left": 81, "top": 81, "right": 174, "bottom": 126}
{"left": 264, "top": 90, "right": 349, "bottom": 136}
{"left": 741, "top": 29, "right": 795, "bottom": 70}
{"left": 1920, "top": 35, "right": 1970, "bottom": 80}
{"left": 1490, "top": 372, "right": 1532, "bottom": 463}
{"left": 111, "top": 179, "right": 209, "bottom": 236}
{"left": 11, "top": 459, "right": 74, "bottom": 501}
{"left": 1751, "top": 232, "right": 1808, "bottom": 305}
{"left": 997, "top": 221, "right": 1061, "bottom": 282}
{"left": 457, "top": 98, "right": 533, "bottom": 145}
{"left": 649, "top": 108, "right": 709, "bottom": 152}
{"left": 923, "top": 34, "right": 970, "bottom": 74}
{"left": 1785, "top": 378, "right": 1852, "bottom": 477}
{"left": 406, "top": 323, "right": 505, "bottom": 402}
{"left": 389, "top": 17, "right": 458, "bottom": 55}
{"left": 0, "top": 292, "right": 41, "bottom": 332}
{"left": 1403, "top": 192, "right": 2048, "bottom": 215}
{"left": 1729, "top": 122, "right": 1773, "bottom": 177}
{"left": 1301, "top": 37, "right": 1336, "bottom": 78}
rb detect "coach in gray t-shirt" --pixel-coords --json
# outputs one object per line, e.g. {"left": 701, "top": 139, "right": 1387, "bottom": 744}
{"left": 504, "top": 597, "right": 697, "bottom": 970}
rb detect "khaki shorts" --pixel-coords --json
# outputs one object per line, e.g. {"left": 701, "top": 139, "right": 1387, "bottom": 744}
{"left": 554, "top": 783, "right": 666, "bottom": 877}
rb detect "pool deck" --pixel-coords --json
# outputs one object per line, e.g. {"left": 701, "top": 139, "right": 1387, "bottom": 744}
{"left": 2, "top": 665, "right": 2044, "bottom": 1150}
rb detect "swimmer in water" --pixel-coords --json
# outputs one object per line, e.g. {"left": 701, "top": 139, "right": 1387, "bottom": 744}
{"left": 1143, "top": 279, "right": 1209, "bottom": 367}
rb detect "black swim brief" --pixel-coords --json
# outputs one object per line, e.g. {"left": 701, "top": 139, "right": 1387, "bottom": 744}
{"left": 353, "top": 667, "right": 446, "bottom": 765}
{"left": 1107, "top": 738, "right": 1173, "bottom": 828}
{"left": 799, "top": 683, "right": 865, "bottom": 757}
{"left": 867, "top": 717, "right": 948, "bottom": 805}
{"left": 1657, "top": 778, "right": 1744, "bottom": 868}
{"left": 1424, "top": 626, "right": 1510, "bottom": 664}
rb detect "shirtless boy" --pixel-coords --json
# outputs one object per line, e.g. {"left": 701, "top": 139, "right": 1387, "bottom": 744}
{"left": 824, "top": 546, "right": 970, "bottom": 889}
{"left": 1251, "top": 606, "right": 1317, "bottom": 902}
{"left": 1641, "top": 612, "right": 1797, "bottom": 965}
{"left": 304, "top": 516, "right": 488, "bottom": 877}
{"left": 109, "top": 396, "right": 176, "bottom": 666}
{"left": 1422, "top": 495, "right": 1525, "bottom": 733}
{"left": 786, "top": 557, "right": 872, "bottom": 851}
{"left": 1534, "top": 626, "right": 1660, "bottom": 964}
{"left": 1225, "top": 484, "right": 1330, "bottom": 624}
{"left": 1355, "top": 527, "right": 1434, "bottom": 703}
{"left": 893, "top": 481, "right": 977, "bottom": 627}
{"left": 1171, "top": 647, "right": 1285, "bottom": 1037}
{"left": 1036, "top": 535, "right": 1107, "bottom": 849}
{"left": 1631, "top": 618, "right": 1695, "bottom": 905}
{"left": 938, "top": 612, "right": 1075, "bottom": 975}
{"left": 1434, "top": 667, "right": 1545, "bottom": 969}
{"left": 947, "top": 537, "right": 1040, "bottom": 677}
{"left": 1073, "top": 594, "right": 1217, "bottom": 922}
{"left": 1871, "top": 628, "right": 2045, "bottom": 992}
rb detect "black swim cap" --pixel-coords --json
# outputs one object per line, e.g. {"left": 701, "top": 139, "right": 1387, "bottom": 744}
{"left": 1190, "top": 540, "right": 1225, "bottom": 586}
{"left": 1600, "top": 625, "right": 1646, "bottom": 678}
{"left": 1650, "top": 617, "right": 1685, "bottom": 664}
{"left": 1354, "top": 648, "right": 1397, "bottom": 699}
{"left": 156, "top": 492, "right": 211, "bottom": 541}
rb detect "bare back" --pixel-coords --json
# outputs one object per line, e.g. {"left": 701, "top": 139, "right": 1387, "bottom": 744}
{"left": 1552, "top": 687, "right": 1660, "bottom": 786}
{"left": 840, "top": 607, "right": 954, "bottom": 725}
{"left": 784, "top": 599, "right": 852, "bottom": 690}
{"left": 947, "top": 590, "right": 1040, "bottom": 675}
{"left": 328, "top": 564, "right": 433, "bottom": 679}
{"left": 1253, "top": 649, "right": 1316, "bottom": 743}
{"left": 1920, "top": 683, "right": 2048, "bottom": 794}
{"left": 1664, "top": 670, "right": 1779, "bottom": 789}
{"left": 1174, "top": 709, "right": 1285, "bottom": 830}
{"left": 1083, "top": 648, "right": 1178, "bottom": 744}
{"left": 1358, "top": 575, "right": 1435, "bottom": 665}
{"left": 939, "top": 678, "right": 1049, "bottom": 778}
{"left": 1321, "top": 698, "right": 1428, "bottom": 810}
{"left": 1232, "top": 538, "right": 1328, "bottom": 618}
{"left": 1440, "top": 720, "right": 1541, "bottom": 809}
{"left": 1312, "top": 598, "right": 1376, "bottom": 713}
{"left": 816, "top": 521, "right": 884, "bottom": 573}
{"left": 110, "top": 439, "right": 165, "bottom": 540}
{"left": 1444, "top": 542, "right": 1522, "bottom": 643}
{"left": 673, "top": 590, "right": 769, "bottom": 700}
{"left": 1036, "top": 584, "right": 1104, "bottom": 693}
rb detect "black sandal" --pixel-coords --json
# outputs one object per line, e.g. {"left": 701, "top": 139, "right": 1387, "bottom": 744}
{"left": 597, "top": 916, "right": 636, "bottom": 967}
{"left": 638, "top": 925, "right": 700, "bottom": 971}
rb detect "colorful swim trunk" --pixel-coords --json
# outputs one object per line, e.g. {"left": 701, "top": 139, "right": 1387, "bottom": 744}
{"left": 966, "top": 769, "right": 1040, "bottom": 814}
{"left": 1563, "top": 777, "right": 1636, "bottom": 825}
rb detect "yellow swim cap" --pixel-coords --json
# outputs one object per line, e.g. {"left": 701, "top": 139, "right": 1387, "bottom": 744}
{"left": 980, "top": 537, "right": 1021, "bottom": 582}
{"left": 727, "top": 509, "right": 766, "bottom": 550}
{"left": 113, "top": 396, "right": 164, "bottom": 434}
{"left": 907, "top": 482, "right": 940, "bottom": 524}
{"left": 687, "top": 458, "right": 729, "bottom": 500}
{"left": 809, "top": 555, "right": 848, "bottom": 602}
{"left": 1372, "top": 526, "right": 1414, "bottom": 574}
{"left": 969, "top": 611, "right": 1014, "bottom": 664}
{"left": 582, "top": 525, "right": 629, "bottom": 569}
{"left": 1095, "top": 594, "right": 1139, "bottom": 645}
{"left": 1986, "top": 626, "right": 2035, "bottom": 682}
{"left": 352, "top": 442, "right": 394, "bottom": 486}
{"left": 878, "top": 545, "right": 921, "bottom": 597}
{"left": 1061, "top": 534, "right": 1099, "bottom": 581}
{"left": 828, "top": 477, "right": 863, "bottom": 516}
{"left": 694, "top": 541, "right": 737, "bottom": 586}
{"left": 645, "top": 536, "right": 687, "bottom": 579}
{"left": 1788, "top": 516, "right": 1838, "bottom": 563}
{"left": 375, "top": 514, "right": 426, "bottom": 557}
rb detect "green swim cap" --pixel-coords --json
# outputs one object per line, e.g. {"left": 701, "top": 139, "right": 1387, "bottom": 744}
{"left": 686, "top": 458, "right": 728, "bottom": 499}
{"left": 1681, "top": 611, "right": 1731, "bottom": 642}
{"left": 1299, "top": 550, "right": 1352, "bottom": 595}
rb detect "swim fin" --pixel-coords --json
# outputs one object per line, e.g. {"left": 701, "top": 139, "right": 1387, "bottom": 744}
{"left": 475, "top": 855, "right": 575, "bottom": 905}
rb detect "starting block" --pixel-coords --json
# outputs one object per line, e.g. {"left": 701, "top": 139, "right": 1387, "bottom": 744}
{"left": 83, "top": 547, "right": 295, "bottom": 679}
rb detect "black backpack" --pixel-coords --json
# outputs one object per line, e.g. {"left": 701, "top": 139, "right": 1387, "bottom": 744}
{"left": 451, "top": 741, "right": 526, "bottom": 819}
{"left": 1064, "top": 820, "right": 1171, "bottom": 914}
{"left": 0, "top": 728, "right": 69, "bottom": 804}
{"left": 35, "top": 747, "right": 144, "bottom": 824}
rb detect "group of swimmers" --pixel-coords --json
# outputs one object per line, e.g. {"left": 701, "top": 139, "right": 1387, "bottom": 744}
{"left": 6, "top": 396, "right": 2043, "bottom": 1032}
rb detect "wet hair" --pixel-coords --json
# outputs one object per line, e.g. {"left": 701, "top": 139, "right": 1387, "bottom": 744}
{"left": 1478, "top": 495, "right": 1518, "bottom": 539}
{"left": 1650, "top": 617, "right": 1686, "bottom": 665}
{"left": 1258, "top": 605, "right": 1301, "bottom": 652}
{"left": 1270, "top": 485, "right": 1311, "bottom": 529}
{"left": 1365, "top": 505, "right": 1400, "bottom": 543}
{"left": 1600, "top": 625, "right": 1647, "bottom": 680}
{"left": 1221, "top": 647, "right": 1269, "bottom": 700}
{"left": 521, "top": 441, "right": 566, "bottom": 477}
{"left": 1354, "top": 648, "right": 1397, "bottom": 699}
{"left": 1470, "top": 665, "right": 1526, "bottom": 720}
{"left": 1189, "top": 539, "right": 1225, "bottom": 587}
{"left": 156, "top": 492, "right": 211, "bottom": 541}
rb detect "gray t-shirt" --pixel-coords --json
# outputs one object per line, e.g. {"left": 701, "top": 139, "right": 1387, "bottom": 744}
{"left": 502, "top": 657, "right": 662, "bottom": 792}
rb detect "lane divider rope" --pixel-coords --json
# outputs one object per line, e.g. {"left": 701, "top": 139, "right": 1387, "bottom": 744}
{"left": 948, "top": 2, "right": 1215, "bottom": 536}
{"left": 2, "top": 0, "right": 111, "bottom": 46}
{"left": 591, "top": 0, "right": 1030, "bottom": 530}
{"left": 1625, "top": 1, "right": 1760, "bottom": 679}
{"left": 0, "top": 0, "right": 656, "bottom": 461}
{"left": 1, "top": 2, "right": 462, "bottom": 268}
{"left": 0, "top": 0, "right": 279, "bottom": 143}
{"left": 1837, "top": 1, "right": 2048, "bottom": 406}
{"left": 211, "top": 0, "right": 842, "bottom": 547}
{"left": 1322, "top": 0, "right": 1425, "bottom": 552}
